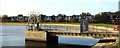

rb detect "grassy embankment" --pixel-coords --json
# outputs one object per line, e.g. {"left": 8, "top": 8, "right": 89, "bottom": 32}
{"left": 114, "top": 43, "right": 120, "bottom": 48}
{"left": 90, "top": 23, "right": 119, "bottom": 28}
{"left": 0, "top": 22, "right": 28, "bottom": 26}
{"left": 1, "top": 22, "right": 119, "bottom": 28}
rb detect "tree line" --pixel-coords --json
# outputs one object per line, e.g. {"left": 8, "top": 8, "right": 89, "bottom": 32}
{"left": 1, "top": 11, "right": 120, "bottom": 24}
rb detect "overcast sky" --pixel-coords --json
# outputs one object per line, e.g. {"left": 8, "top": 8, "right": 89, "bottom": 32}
{"left": 0, "top": 0, "right": 119, "bottom": 16}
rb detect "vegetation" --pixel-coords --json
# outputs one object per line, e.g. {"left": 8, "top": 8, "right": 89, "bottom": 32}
{"left": 113, "top": 43, "right": 120, "bottom": 48}
{"left": 90, "top": 23, "right": 118, "bottom": 28}
{"left": 42, "top": 22, "right": 80, "bottom": 24}
{"left": 93, "top": 11, "right": 120, "bottom": 24}
{"left": 39, "top": 14, "right": 46, "bottom": 21}
{"left": 18, "top": 14, "right": 24, "bottom": 22}
{"left": 1, "top": 14, "right": 10, "bottom": 22}
{"left": 56, "top": 14, "right": 66, "bottom": 22}
{"left": 1, "top": 11, "right": 120, "bottom": 25}
{"left": 1, "top": 22, "right": 119, "bottom": 29}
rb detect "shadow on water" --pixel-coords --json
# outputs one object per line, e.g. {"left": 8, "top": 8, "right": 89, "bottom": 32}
{"left": 58, "top": 44, "right": 92, "bottom": 48}
{"left": 25, "top": 40, "right": 92, "bottom": 48}
{"left": 25, "top": 40, "right": 46, "bottom": 48}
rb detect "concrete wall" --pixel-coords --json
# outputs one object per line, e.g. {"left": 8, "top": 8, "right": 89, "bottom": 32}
{"left": 25, "top": 31, "right": 46, "bottom": 41}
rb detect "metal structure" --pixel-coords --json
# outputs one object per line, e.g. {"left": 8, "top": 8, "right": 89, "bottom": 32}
{"left": 80, "top": 16, "right": 89, "bottom": 32}
{"left": 28, "top": 11, "right": 41, "bottom": 31}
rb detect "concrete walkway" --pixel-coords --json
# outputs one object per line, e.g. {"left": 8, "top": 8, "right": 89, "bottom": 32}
{"left": 42, "top": 24, "right": 119, "bottom": 33}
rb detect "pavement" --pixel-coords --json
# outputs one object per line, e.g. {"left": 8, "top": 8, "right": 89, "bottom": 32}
{"left": 42, "top": 24, "right": 119, "bottom": 33}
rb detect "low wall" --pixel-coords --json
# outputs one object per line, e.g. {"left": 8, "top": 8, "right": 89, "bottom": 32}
{"left": 25, "top": 30, "right": 47, "bottom": 41}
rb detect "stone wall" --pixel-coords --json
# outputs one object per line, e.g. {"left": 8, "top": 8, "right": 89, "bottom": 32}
{"left": 25, "top": 31, "right": 47, "bottom": 41}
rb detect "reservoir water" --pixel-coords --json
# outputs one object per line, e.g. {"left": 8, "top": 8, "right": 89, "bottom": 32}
{"left": 0, "top": 25, "right": 99, "bottom": 48}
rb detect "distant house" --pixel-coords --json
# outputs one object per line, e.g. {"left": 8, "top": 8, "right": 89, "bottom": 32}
{"left": 23, "top": 16, "right": 29, "bottom": 22}
{"left": 10, "top": 16, "right": 17, "bottom": 22}
{"left": 65, "top": 16, "right": 71, "bottom": 21}
{"left": 10, "top": 16, "right": 28, "bottom": 22}
{"left": 46, "top": 16, "right": 52, "bottom": 20}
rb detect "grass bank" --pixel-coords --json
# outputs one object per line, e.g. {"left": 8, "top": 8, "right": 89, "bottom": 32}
{"left": 1, "top": 22, "right": 119, "bottom": 28}
{"left": 90, "top": 23, "right": 118, "bottom": 28}
{"left": 114, "top": 43, "right": 120, "bottom": 48}
{"left": 42, "top": 22, "right": 80, "bottom": 25}
{"left": 0, "top": 22, "right": 27, "bottom": 26}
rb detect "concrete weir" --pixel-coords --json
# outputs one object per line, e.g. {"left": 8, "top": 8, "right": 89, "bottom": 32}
{"left": 25, "top": 30, "right": 118, "bottom": 43}
{"left": 25, "top": 30, "right": 47, "bottom": 41}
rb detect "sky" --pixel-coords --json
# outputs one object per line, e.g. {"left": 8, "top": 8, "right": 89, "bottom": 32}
{"left": 0, "top": 0, "right": 120, "bottom": 16}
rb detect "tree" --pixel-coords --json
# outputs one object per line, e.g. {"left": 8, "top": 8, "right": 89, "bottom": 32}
{"left": 18, "top": 14, "right": 23, "bottom": 16}
{"left": 80, "top": 12, "right": 86, "bottom": 16}
{"left": 2, "top": 14, "right": 9, "bottom": 22}
{"left": 17, "top": 14, "right": 24, "bottom": 22}
{"left": 93, "top": 13, "right": 110, "bottom": 23}
{"left": 51, "top": 15, "right": 55, "bottom": 21}
{"left": 70, "top": 15, "right": 79, "bottom": 23}
{"left": 86, "top": 12, "right": 91, "bottom": 16}
{"left": 57, "top": 14, "right": 66, "bottom": 22}
{"left": 57, "top": 14, "right": 63, "bottom": 19}
{"left": 80, "top": 12, "right": 91, "bottom": 18}
{"left": 39, "top": 14, "right": 46, "bottom": 22}
{"left": 86, "top": 12, "right": 93, "bottom": 23}
{"left": 80, "top": 12, "right": 93, "bottom": 23}
{"left": 115, "top": 11, "right": 120, "bottom": 24}
{"left": 63, "top": 14, "right": 66, "bottom": 20}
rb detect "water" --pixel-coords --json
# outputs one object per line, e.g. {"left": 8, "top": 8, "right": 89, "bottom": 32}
{"left": 0, "top": 25, "right": 99, "bottom": 48}
{"left": 0, "top": 26, "right": 2, "bottom": 48}
{"left": 1, "top": 25, "right": 25, "bottom": 46}
{"left": 59, "top": 36, "right": 99, "bottom": 46}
